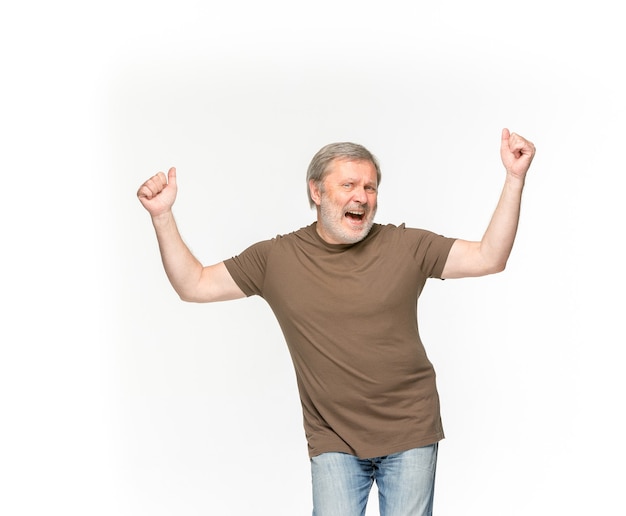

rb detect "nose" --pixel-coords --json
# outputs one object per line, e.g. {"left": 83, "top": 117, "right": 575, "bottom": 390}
{"left": 352, "top": 186, "right": 368, "bottom": 204}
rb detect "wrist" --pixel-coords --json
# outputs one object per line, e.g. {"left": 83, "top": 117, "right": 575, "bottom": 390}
{"left": 504, "top": 171, "right": 526, "bottom": 190}
{"left": 151, "top": 210, "right": 175, "bottom": 228}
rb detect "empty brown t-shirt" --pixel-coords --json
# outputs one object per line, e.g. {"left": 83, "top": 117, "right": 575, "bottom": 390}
{"left": 224, "top": 222, "right": 455, "bottom": 459}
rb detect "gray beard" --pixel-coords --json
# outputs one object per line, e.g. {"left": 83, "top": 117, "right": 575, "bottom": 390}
{"left": 319, "top": 201, "right": 376, "bottom": 244}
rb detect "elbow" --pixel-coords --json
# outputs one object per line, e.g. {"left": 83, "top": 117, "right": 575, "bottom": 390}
{"left": 176, "top": 286, "right": 223, "bottom": 304}
{"left": 176, "top": 288, "right": 200, "bottom": 303}
{"left": 488, "top": 259, "right": 507, "bottom": 275}
{"left": 171, "top": 276, "right": 208, "bottom": 302}
{"left": 178, "top": 292, "right": 207, "bottom": 303}
{"left": 476, "top": 255, "right": 507, "bottom": 276}
{"left": 482, "top": 247, "right": 510, "bottom": 275}
{"left": 178, "top": 292, "right": 194, "bottom": 302}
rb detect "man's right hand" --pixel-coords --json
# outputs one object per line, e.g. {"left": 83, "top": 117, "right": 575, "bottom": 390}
{"left": 137, "top": 166, "right": 177, "bottom": 217}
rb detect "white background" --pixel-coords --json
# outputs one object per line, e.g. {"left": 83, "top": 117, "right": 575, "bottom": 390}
{"left": 2, "top": 1, "right": 624, "bottom": 514}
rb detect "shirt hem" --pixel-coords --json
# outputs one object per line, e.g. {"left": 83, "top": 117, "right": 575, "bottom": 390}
{"left": 308, "top": 432, "right": 445, "bottom": 460}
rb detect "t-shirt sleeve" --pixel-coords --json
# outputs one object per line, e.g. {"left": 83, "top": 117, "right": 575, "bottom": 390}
{"left": 400, "top": 225, "right": 456, "bottom": 279}
{"left": 223, "top": 239, "right": 273, "bottom": 297}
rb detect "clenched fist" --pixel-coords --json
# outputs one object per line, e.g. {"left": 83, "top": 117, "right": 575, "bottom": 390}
{"left": 500, "top": 129, "right": 535, "bottom": 180}
{"left": 137, "top": 167, "right": 178, "bottom": 218}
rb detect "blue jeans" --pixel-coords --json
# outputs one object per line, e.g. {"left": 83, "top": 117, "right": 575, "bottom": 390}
{"left": 310, "top": 444, "right": 438, "bottom": 516}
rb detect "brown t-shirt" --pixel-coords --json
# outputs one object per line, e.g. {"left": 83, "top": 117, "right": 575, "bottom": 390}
{"left": 224, "top": 222, "right": 456, "bottom": 459}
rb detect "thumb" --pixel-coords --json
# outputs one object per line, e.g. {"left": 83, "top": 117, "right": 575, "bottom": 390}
{"left": 500, "top": 127, "right": 510, "bottom": 149}
{"left": 500, "top": 127, "right": 518, "bottom": 162}
{"left": 167, "top": 166, "right": 177, "bottom": 186}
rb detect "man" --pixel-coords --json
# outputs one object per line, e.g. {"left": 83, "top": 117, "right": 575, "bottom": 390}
{"left": 137, "top": 128, "right": 535, "bottom": 515}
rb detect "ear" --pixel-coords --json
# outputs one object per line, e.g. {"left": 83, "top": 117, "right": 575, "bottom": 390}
{"left": 309, "top": 179, "right": 322, "bottom": 206}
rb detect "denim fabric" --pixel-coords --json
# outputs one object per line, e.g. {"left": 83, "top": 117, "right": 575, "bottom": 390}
{"left": 311, "top": 444, "right": 438, "bottom": 516}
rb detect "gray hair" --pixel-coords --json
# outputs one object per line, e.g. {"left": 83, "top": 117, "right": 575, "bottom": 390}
{"left": 306, "top": 142, "right": 381, "bottom": 208}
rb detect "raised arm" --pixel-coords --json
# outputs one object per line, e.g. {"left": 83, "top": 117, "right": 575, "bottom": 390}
{"left": 137, "top": 167, "right": 246, "bottom": 302}
{"left": 441, "top": 128, "right": 536, "bottom": 279}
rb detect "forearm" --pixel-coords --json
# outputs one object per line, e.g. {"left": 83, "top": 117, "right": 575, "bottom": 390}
{"left": 479, "top": 174, "right": 525, "bottom": 272}
{"left": 151, "top": 210, "right": 204, "bottom": 299}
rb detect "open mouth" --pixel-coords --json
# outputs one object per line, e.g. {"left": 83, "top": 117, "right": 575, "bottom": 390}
{"left": 345, "top": 210, "right": 365, "bottom": 222}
